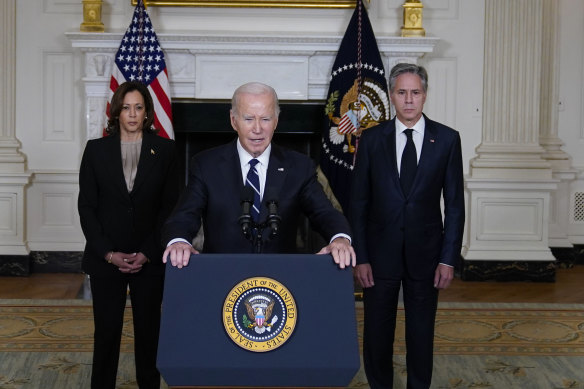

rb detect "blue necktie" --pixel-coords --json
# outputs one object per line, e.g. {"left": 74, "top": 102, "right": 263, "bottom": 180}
{"left": 246, "top": 158, "right": 261, "bottom": 221}
{"left": 400, "top": 129, "right": 417, "bottom": 196}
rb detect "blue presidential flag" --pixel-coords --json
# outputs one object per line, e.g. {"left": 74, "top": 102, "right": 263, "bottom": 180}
{"left": 320, "top": 0, "right": 390, "bottom": 212}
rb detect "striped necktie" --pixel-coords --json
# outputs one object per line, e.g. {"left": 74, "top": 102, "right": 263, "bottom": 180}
{"left": 246, "top": 158, "right": 261, "bottom": 221}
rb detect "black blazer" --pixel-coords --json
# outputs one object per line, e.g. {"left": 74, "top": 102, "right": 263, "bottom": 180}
{"left": 350, "top": 115, "right": 465, "bottom": 280}
{"left": 79, "top": 132, "right": 180, "bottom": 277}
{"left": 162, "top": 140, "right": 351, "bottom": 254}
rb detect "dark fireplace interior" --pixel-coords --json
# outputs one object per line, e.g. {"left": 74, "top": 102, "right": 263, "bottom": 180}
{"left": 171, "top": 100, "right": 328, "bottom": 254}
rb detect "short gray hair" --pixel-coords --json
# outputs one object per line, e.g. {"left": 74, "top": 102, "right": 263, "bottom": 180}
{"left": 388, "top": 63, "right": 428, "bottom": 93}
{"left": 231, "top": 82, "right": 280, "bottom": 116}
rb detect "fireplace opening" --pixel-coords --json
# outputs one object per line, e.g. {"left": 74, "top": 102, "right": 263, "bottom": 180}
{"left": 172, "top": 100, "right": 329, "bottom": 254}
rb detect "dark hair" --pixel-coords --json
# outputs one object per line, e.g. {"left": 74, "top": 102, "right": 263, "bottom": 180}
{"left": 106, "top": 81, "right": 157, "bottom": 136}
{"left": 388, "top": 63, "right": 428, "bottom": 93}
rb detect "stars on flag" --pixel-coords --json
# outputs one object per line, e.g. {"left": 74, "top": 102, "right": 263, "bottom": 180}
{"left": 330, "top": 62, "right": 385, "bottom": 80}
{"left": 321, "top": 141, "right": 354, "bottom": 170}
{"left": 113, "top": 11, "right": 164, "bottom": 84}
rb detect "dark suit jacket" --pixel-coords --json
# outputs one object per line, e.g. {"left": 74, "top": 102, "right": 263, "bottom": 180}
{"left": 162, "top": 140, "right": 351, "bottom": 253}
{"left": 78, "top": 132, "right": 180, "bottom": 277}
{"left": 350, "top": 115, "right": 465, "bottom": 280}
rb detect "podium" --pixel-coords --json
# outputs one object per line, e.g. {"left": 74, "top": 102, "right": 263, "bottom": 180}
{"left": 157, "top": 254, "right": 360, "bottom": 388}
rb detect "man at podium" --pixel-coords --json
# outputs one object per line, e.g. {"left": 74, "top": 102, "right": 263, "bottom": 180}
{"left": 161, "top": 82, "right": 355, "bottom": 269}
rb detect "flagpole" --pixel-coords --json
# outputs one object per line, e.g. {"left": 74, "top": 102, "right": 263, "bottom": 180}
{"left": 353, "top": 0, "right": 363, "bottom": 165}
{"left": 138, "top": 0, "right": 145, "bottom": 82}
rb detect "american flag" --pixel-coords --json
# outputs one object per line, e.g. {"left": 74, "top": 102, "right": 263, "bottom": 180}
{"left": 105, "top": 0, "right": 173, "bottom": 139}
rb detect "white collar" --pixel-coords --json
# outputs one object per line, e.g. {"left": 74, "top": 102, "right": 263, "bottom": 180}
{"left": 396, "top": 115, "right": 425, "bottom": 135}
{"left": 237, "top": 139, "right": 271, "bottom": 167}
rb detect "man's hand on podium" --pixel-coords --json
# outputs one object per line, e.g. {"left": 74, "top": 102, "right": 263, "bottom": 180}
{"left": 163, "top": 241, "right": 199, "bottom": 268}
{"left": 317, "top": 237, "right": 356, "bottom": 269}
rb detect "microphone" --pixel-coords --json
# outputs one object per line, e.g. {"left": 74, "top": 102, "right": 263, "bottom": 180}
{"left": 264, "top": 188, "right": 281, "bottom": 239}
{"left": 239, "top": 186, "right": 254, "bottom": 240}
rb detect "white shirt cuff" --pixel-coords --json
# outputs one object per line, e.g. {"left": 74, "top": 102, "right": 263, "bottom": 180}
{"left": 330, "top": 233, "right": 352, "bottom": 245}
{"left": 167, "top": 238, "right": 192, "bottom": 247}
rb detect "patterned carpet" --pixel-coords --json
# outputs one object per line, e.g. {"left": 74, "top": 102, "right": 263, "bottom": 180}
{"left": 0, "top": 300, "right": 583, "bottom": 388}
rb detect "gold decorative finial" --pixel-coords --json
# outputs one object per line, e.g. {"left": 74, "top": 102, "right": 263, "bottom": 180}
{"left": 401, "top": 0, "right": 425, "bottom": 37}
{"left": 80, "top": 0, "right": 105, "bottom": 33}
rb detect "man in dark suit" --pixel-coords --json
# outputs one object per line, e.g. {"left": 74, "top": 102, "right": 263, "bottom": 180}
{"left": 162, "top": 82, "right": 355, "bottom": 269}
{"left": 350, "top": 63, "right": 465, "bottom": 388}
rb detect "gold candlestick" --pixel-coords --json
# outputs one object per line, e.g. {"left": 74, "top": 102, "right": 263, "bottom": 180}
{"left": 80, "top": 0, "right": 105, "bottom": 32}
{"left": 401, "top": 0, "right": 425, "bottom": 37}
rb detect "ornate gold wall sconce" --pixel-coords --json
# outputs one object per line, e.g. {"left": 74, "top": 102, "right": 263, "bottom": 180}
{"left": 401, "top": 0, "right": 425, "bottom": 37}
{"left": 80, "top": 0, "right": 105, "bottom": 32}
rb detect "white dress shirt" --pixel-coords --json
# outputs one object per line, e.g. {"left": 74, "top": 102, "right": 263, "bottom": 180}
{"left": 237, "top": 139, "right": 270, "bottom": 200}
{"left": 395, "top": 116, "right": 424, "bottom": 176}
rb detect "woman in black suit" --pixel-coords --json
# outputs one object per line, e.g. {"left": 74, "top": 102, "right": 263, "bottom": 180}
{"left": 78, "top": 81, "right": 179, "bottom": 389}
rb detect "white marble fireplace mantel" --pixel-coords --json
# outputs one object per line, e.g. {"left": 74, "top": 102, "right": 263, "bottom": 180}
{"left": 66, "top": 32, "right": 438, "bottom": 139}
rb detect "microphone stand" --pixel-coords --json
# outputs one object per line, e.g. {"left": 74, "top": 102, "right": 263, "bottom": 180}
{"left": 253, "top": 223, "right": 264, "bottom": 254}
{"left": 239, "top": 193, "right": 280, "bottom": 254}
{"left": 246, "top": 220, "right": 278, "bottom": 254}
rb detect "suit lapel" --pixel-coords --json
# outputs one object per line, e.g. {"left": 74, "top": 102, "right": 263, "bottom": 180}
{"left": 104, "top": 134, "right": 131, "bottom": 199}
{"left": 131, "top": 132, "right": 157, "bottom": 194}
{"left": 411, "top": 115, "right": 437, "bottom": 194}
{"left": 264, "top": 145, "right": 288, "bottom": 220}
{"left": 381, "top": 120, "right": 402, "bottom": 195}
{"left": 219, "top": 140, "right": 246, "bottom": 199}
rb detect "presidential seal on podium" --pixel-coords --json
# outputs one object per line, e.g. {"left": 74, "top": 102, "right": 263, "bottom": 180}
{"left": 223, "top": 277, "right": 297, "bottom": 352}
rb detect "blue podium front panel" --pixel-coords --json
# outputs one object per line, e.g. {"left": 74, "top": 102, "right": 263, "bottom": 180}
{"left": 157, "top": 254, "right": 359, "bottom": 388}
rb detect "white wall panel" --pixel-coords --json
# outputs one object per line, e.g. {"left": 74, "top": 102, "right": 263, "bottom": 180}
{"left": 558, "top": 1, "right": 584, "bottom": 166}
{"left": 423, "top": 58, "right": 457, "bottom": 129}
{"left": 43, "top": 0, "right": 81, "bottom": 14}
{"left": 26, "top": 172, "right": 84, "bottom": 251}
{"left": 581, "top": 44, "right": 584, "bottom": 140}
{"left": 0, "top": 175, "right": 29, "bottom": 255}
{"left": 0, "top": 195, "right": 15, "bottom": 234}
{"left": 43, "top": 52, "right": 75, "bottom": 142}
{"left": 42, "top": 194, "right": 76, "bottom": 226}
{"left": 195, "top": 55, "right": 309, "bottom": 100}
{"left": 16, "top": 1, "right": 84, "bottom": 172}
{"left": 479, "top": 199, "right": 542, "bottom": 240}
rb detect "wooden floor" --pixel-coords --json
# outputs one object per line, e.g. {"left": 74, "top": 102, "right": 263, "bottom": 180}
{"left": 439, "top": 265, "right": 584, "bottom": 304}
{"left": 0, "top": 265, "right": 583, "bottom": 303}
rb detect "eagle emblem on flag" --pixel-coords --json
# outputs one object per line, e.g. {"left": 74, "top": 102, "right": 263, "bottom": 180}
{"left": 326, "top": 78, "right": 390, "bottom": 154}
